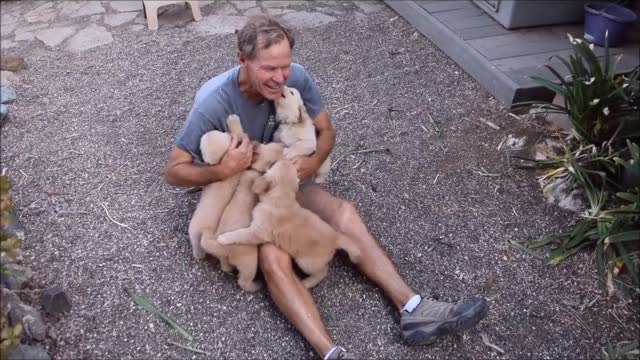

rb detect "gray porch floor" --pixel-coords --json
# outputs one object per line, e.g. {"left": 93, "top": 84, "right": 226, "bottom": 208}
{"left": 384, "top": 0, "right": 639, "bottom": 109}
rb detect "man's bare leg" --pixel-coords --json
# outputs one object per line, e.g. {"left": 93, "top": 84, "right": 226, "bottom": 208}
{"left": 297, "top": 185, "right": 415, "bottom": 310}
{"left": 297, "top": 185, "right": 489, "bottom": 347}
{"left": 259, "top": 243, "right": 336, "bottom": 357}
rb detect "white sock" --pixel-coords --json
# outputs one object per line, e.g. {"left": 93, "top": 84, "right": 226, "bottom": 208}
{"left": 324, "top": 346, "right": 343, "bottom": 360}
{"left": 402, "top": 294, "right": 422, "bottom": 313}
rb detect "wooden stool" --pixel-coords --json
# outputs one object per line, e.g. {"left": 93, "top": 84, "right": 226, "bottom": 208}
{"left": 142, "top": 1, "right": 203, "bottom": 30}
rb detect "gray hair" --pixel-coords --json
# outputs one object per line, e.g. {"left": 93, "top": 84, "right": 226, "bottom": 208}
{"left": 237, "top": 14, "right": 295, "bottom": 60}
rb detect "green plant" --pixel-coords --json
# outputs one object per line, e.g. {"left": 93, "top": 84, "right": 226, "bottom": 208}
{"left": 517, "top": 140, "right": 640, "bottom": 296}
{"left": 515, "top": 33, "right": 639, "bottom": 146}
{"left": 0, "top": 175, "right": 23, "bottom": 360}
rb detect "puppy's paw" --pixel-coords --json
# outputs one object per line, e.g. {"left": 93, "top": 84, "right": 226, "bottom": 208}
{"left": 226, "top": 114, "right": 243, "bottom": 135}
{"left": 239, "top": 280, "right": 262, "bottom": 292}
{"left": 216, "top": 234, "right": 233, "bottom": 245}
{"left": 192, "top": 244, "right": 206, "bottom": 260}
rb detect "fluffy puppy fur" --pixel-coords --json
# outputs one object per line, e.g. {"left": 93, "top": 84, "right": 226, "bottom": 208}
{"left": 189, "top": 115, "right": 284, "bottom": 292}
{"left": 188, "top": 115, "right": 244, "bottom": 260}
{"left": 217, "top": 159, "right": 361, "bottom": 289}
{"left": 273, "top": 86, "right": 331, "bottom": 183}
{"left": 200, "top": 141, "right": 284, "bottom": 292}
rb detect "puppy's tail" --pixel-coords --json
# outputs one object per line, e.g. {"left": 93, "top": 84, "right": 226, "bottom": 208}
{"left": 337, "top": 234, "right": 361, "bottom": 264}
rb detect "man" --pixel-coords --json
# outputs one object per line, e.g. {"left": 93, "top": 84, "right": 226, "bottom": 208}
{"left": 165, "top": 14, "right": 489, "bottom": 360}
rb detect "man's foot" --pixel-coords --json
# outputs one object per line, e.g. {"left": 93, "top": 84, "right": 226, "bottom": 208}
{"left": 325, "top": 346, "right": 356, "bottom": 360}
{"left": 401, "top": 296, "right": 489, "bottom": 346}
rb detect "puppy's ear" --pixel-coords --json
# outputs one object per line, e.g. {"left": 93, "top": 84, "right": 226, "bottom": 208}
{"left": 298, "top": 104, "right": 313, "bottom": 125}
{"left": 251, "top": 176, "right": 270, "bottom": 195}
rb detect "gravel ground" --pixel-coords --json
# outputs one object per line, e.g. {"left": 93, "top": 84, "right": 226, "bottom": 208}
{"left": 1, "top": 1, "right": 638, "bottom": 359}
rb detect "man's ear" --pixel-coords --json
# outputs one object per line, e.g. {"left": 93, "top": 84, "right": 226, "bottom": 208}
{"left": 251, "top": 176, "right": 270, "bottom": 195}
{"left": 238, "top": 51, "right": 247, "bottom": 67}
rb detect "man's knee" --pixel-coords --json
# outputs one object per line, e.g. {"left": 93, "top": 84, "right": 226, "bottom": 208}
{"left": 335, "top": 199, "right": 359, "bottom": 231}
{"left": 258, "top": 244, "right": 293, "bottom": 279}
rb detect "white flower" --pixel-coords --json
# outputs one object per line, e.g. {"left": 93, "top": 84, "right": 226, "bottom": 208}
{"left": 623, "top": 83, "right": 629, "bottom": 88}
{"left": 590, "top": 98, "right": 600, "bottom": 106}
{"left": 603, "top": 107, "right": 610, "bottom": 115}
{"left": 575, "top": 38, "right": 583, "bottom": 44}
{"left": 589, "top": 43, "right": 595, "bottom": 51}
{"left": 584, "top": 77, "right": 596, "bottom": 85}
{"left": 567, "top": 33, "right": 575, "bottom": 44}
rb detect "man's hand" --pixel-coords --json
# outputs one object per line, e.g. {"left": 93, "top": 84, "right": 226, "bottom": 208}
{"left": 291, "top": 155, "right": 320, "bottom": 180}
{"left": 218, "top": 135, "right": 253, "bottom": 177}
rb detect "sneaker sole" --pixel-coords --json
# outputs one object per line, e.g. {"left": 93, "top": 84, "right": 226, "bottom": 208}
{"left": 402, "top": 298, "right": 489, "bottom": 346}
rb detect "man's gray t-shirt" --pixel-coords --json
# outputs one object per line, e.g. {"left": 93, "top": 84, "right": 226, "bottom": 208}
{"left": 175, "top": 63, "right": 324, "bottom": 162}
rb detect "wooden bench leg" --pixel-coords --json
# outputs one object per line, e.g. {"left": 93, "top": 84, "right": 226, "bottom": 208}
{"left": 143, "top": 1, "right": 159, "bottom": 30}
{"left": 187, "top": 1, "right": 203, "bottom": 22}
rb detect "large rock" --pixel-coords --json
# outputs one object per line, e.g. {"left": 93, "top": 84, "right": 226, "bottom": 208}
{"left": 8, "top": 345, "right": 51, "bottom": 360}
{"left": 1, "top": 288, "right": 21, "bottom": 310}
{"left": 280, "top": 11, "right": 337, "bottom": 29}
{"left": 42, "top": 285, "right": 72, "bottom": 316}
{"left": 104, "top": 12, "right": 138, "bottom": 27}
{"left": 1, "top": 104, "right": 8, "bottom": 123}
{"left": 34, "top": 26, "right": 77, "bottom": 47}
{"left": 188, "top": 15, "right": 247, "bottom": 35}
{"left": 110, "top": 1, "right": 144, "bottom": 12}
{"left": 65, "top": 25, "right": 113, "bottom": 53}
{"left": 60, "top": 1, "right": 105, "bottom": 17}
{"left": 0, "top": 263, "right": 33, "bottom": 290}
{"left": 0, "top": 55, "right": 24, "bottom": 71}
{"left": 1, "top": 86, "right": 17, "bottom": 104}
{"left": 8, "top": 303, "right": 47, "bottom": 341}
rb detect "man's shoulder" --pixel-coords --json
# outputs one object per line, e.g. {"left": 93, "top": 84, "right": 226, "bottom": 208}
{"left": 288, "top": 63, "right": 311, "bottom": 85}
{"left": 193, "top": 66, "right": 239, "bottom": 109}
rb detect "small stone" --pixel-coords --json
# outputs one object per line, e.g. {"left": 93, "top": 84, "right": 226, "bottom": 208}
{"left": 42, "top": 285, "right": 72, "bottom": 315}
{"left": 8, "top": 345, "right": 51, "bottom": 360}
{"left": 8, "top": 303, "right": 47, "bottom": 341}
{"left": 0, "top": 264, "right": 33, "bottom": 290}
{"left": 0, "top": 55, "right": 24, "bottom": 72}
{"left": 0, "top": 71, "right": 19, "bottom": 87}
{"left": 1, "top": 86, "right": 17, "bottom": 104}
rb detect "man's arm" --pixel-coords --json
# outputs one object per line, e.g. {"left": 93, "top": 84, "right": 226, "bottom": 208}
{"left": 291, "top": 110, "right": 335, "bottom": 179}
{"left": 165, "top": 136, "right": 253, "bottom": 187}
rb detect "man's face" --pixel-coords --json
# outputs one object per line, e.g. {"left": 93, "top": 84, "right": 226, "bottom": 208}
{"left": 240, "top": 38, "right": 292, "bottom": 101}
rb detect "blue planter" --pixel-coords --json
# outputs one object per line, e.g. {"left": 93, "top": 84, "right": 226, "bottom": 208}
{"left": 584, "top": 2, "right": 638, "bottom": 47}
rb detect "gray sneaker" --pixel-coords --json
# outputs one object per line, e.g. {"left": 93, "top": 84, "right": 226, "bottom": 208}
{"left": 326, "top": 347, "right": 356, "bottom": 360}
{"left": 401, "top": 296, "right": 489, "bottom": 346}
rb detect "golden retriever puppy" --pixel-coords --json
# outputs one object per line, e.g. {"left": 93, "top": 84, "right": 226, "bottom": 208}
{"left": 274, "top": 86, "right": 331, "bottom": 183}
{"left": 200, "top": 141, "right": 284, "bottom": 292}
{"left": 188, "top": 115, "right": 244, "bottom": 260}
{"left": 216, "top": 159, "right": 361, "bottom": 289}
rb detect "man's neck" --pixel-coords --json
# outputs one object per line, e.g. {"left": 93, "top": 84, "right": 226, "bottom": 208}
{"left": 237, "top": 67, "right": 265, "bottom": 104}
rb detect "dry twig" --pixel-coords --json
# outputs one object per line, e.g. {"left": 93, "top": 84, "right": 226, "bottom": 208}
{"left": 99, "top": 202, "right": 133, "bottom": 231}
{"left": 481, "top": 333, "right": 505, "bottom": 354}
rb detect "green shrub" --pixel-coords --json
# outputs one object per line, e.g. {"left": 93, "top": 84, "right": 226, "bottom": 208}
{"left": 514, "top": 34, "right": 640, "bottom": 297}
{"left": 0, "top": 175, "right": 22, "bottom": 359}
